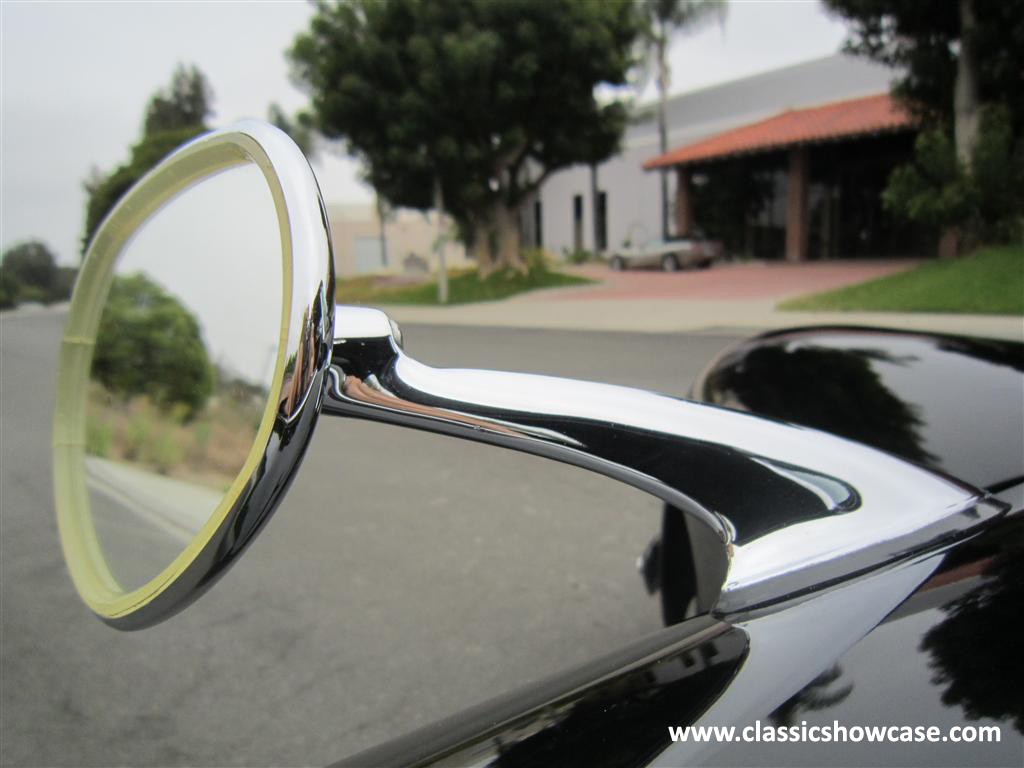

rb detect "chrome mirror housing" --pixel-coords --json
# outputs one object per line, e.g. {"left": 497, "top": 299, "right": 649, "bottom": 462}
{"left": 325, "top": 307, "right": 1006, "bottom": 617}
{"left": 54, "top": 120, "right": 1006, "bottom": 631}
{"left": 54, "top": 121, "right": 333, "bottom": 628}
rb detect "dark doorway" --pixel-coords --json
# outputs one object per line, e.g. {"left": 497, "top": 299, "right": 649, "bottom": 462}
{"left": 534, "top": 199, "right": 543, "bottom": 248}
{"left": 573, "top": 194, "right": 583, "bottom": 252}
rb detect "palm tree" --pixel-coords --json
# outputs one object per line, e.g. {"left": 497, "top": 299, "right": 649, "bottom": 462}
{"left": 636, "top": 0, "right": 727, "bottom": 240}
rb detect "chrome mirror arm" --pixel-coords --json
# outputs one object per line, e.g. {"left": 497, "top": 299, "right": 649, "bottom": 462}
{"left": 322, "top": 306, "right": 1006, "bottom": 615}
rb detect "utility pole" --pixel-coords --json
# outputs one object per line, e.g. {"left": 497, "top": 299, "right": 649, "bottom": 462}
{"left": 434, "top": 176, "right": 448, "bottom": 304}
{"left": 375, "top": 192, "right": 389, "bottom": 268}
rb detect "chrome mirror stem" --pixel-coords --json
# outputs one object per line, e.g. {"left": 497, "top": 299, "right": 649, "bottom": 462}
{"left": 323, "top": 306, "right": 1006, "bottom": 615}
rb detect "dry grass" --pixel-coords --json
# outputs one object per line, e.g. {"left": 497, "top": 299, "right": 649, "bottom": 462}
{"left": 86, "top": 383, "right": 264, "bottom": 491}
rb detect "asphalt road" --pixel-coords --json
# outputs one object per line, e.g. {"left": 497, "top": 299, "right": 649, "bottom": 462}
{"left": 0, "top": 309, "right": 740, "bottom": 767}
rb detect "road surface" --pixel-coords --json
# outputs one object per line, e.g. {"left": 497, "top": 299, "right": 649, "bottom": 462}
{"left": 1, "top": 308, "right": 740, "bottom": 767}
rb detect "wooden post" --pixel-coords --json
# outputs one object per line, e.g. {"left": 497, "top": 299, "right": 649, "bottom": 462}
{"left": 785, "top": 147, "right": 809, "bottom": 262}
{"left": 675, "top": 167, "right": 693, "bottom": 237}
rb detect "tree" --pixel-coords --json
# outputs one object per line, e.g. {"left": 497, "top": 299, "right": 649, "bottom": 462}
{"left": 143, "top": 64, "right": 213, "bottom": 136}
{"left": 883, "top": 106, "right": 1024, "bottom": 247}
{"left": 289, "top": 0, "right": 638, "bottom": 274}
{"left": 825, "top": 0, "right": 1024, "bottom": 250}
{"left": 0, "top": 240, "right": 76, "bottom": 306}
{"left": 81, "top": 65, "right": 213, "bottom": 255}
{"left": 91, "top": 273, "right": 214, "bottom": 421}
{"left": 635, "top": 0, "right": 727, "bottom": 241}
{"left": 1, "top": 240, "right": 57, "bottom": 292}
{"left": 267, "top": 103, "right": 318, "bottom": 159}
{"left": 0, "top": 270, "right": 17, "bottom": 310}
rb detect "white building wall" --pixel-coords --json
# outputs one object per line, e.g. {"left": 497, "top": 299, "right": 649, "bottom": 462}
{"left": 540, "top": 143, "right": 663, "bottom": 258}
{"left": 538, "top": 54, "right": 897, "bottom": 261}
{"left": 328, "top": 203, "right": 471, "bottom": 277}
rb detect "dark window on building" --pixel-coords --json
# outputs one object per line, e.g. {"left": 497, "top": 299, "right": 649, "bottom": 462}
{"left": 534, "top": 199, "right": 543, "bottom": 248}
{"left": 596, "top": 191, "right": 608, "bottom": 251}
{"left": 572, "top": 194, "right": 583, "bottom": 252}
{"left": 688, "top": 134, "right": 924, "bottom": 261}
{"left": 807, "top": 133, "right": 927, "bottom": 259}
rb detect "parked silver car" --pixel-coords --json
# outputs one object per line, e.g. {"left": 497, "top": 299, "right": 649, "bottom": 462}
{"left": 607, "top": 237, "right": 724, "bottom": 271}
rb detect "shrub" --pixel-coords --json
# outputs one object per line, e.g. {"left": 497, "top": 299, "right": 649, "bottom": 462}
{"left": 121, "top": 405, "right": 154, "bottom": 462}
{"left": 50, "top": 267, "right": 79, "bottom": 302}
{"left": 14, "top": 285, "right": 49, "bottom": 305}
{"left": 85, "top": 421, "right": 112, "bottom": 458}
{"left": 566, "top": 248, "right": 595, "bottom": 265}
{"left": 1, "top": 241, "right": 57, "bottom": 291}
{"left": 91, "top": 273, "right": 214, "bottom": 421}
{"left": 884, "top": 106, "right": 1024, "bottom": 249}
{"left": 144, "top": 429, "right": 183, "bottom": 475}
{"left": 0, "top": 271, "right": 20, "bottom": 309}
{"left": 186, "top": 419, "right": 212, "bottom": 464}
{"left": 523, "top": 248, "right": 554, "bottom": 272}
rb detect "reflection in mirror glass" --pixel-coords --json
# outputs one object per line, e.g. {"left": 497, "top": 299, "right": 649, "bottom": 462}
{"left": 84, "top": 162, "right": 282, "bottom": 591}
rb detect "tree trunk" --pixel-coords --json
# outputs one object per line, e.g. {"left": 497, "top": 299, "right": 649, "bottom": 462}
{"left": 590, "top": 163, "right": 600, "bottom": 254}
{"left": 954, "top": 0, "right": 980, "bottom": 172}
{"left": 937, "top": 229, "right": 959, "bottom": 260}
{"left": 494, "top": 201, "right": 524, "bottom": 273}
{"left": 471, "top": 230, "right": 493, "bottom": 275}
{"left": 433, "top": 176, "right": 448, "bottom": 304}
{"left": 657, "top": 25, "right": 670, "bottom": 242}
{"left": 943, "top": 0, "right": 979, "bottom": 258}
{"left": 472, "top": 200, "right": 525, "bottom": 277}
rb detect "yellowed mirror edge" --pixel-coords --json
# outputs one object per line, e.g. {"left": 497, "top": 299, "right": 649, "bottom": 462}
{"left": 53, "top": 131, "right": 293, "bottom": 621}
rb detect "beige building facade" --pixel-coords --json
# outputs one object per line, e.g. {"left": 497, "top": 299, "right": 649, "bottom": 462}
{"left": 327, "top": 204, "right": 470, "bottom": 278}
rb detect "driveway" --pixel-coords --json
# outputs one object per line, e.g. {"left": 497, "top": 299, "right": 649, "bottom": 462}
{"left": 535, "top": 259, "right": 921, "bottom": 302}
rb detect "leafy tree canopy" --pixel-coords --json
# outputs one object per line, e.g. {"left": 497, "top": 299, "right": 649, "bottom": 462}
{"left": 0, "top": 240, "right": 76, "bottom": 308}
{"left": 826, "top": 0, "right": 1024, "bottom": 246}
{"left": 81, "top": 65, "right": 213, "bottom": 255}
{"left": 825, "top": 0, "right": 1023, "bottom": 132}
{"left": 91, "top": 273, "right": 214, "bottom": 421}
{"left": 884, "top": 106, "right": 1024, "bottom": 244}
{"left": 289, "top": 0, "right": 638, "bottom": 271}
{"left": 1, "top": 240, "right": 58, "bottom": 290}
{"left": 268, "top": 103, "right": 318, "bottom": 159}
{"left": 143, "top": 64, "right": 214, "bottom": 136}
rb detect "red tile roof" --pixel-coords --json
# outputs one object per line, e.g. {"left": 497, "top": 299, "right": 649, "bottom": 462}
{"left": 643, "top": 92, "right": 914, "bottom": 170}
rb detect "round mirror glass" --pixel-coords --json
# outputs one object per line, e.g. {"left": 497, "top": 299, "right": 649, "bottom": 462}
{"left": 82, "top": 161, "right": 282, "bottom": 592}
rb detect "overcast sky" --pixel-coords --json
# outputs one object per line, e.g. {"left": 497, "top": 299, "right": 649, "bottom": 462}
{"left": 1, "top": 1, "right": 851, "bottom": 265}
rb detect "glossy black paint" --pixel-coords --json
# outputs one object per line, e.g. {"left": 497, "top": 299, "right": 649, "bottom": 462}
{"left": 685, "top": 326, "right": 1024, "bottom": 765}
{"left": 692, "top": 326, "right": 1024, "bottom": 491}
{"left": 335, "top": 617, "right": 747, "bottom": 768}
{"left": 705, "top": 511, "right": 1024, "bottom": 767}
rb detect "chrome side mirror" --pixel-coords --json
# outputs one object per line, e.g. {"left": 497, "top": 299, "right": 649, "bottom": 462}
{"left": 54, "top": 121, "right": 1005, "bottom": 630}
{"left": 54, "top": 122, "right": 333, "bottom": 628}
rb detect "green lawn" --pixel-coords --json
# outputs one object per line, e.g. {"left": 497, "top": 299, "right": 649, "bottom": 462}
{"left": 335, "top": 265, "right": 593, "bottom": 306}
{"left": 779, "top": 245, "right": 1024, "bottom": 315}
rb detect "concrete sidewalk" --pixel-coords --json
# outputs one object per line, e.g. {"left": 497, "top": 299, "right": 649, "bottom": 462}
{"left": 378, "top": 261, "right": 1022, "bottom": 341}
{"left": 381, "top": 296, "right": 1024, "bottom": 341}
